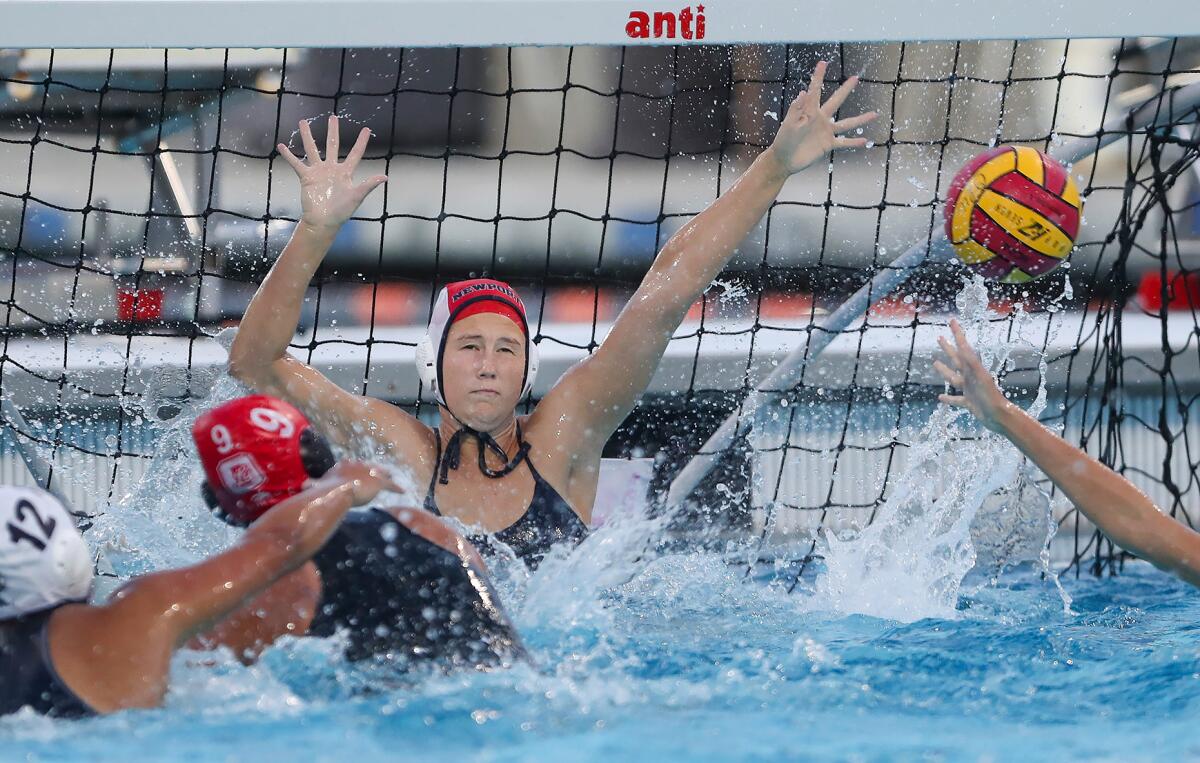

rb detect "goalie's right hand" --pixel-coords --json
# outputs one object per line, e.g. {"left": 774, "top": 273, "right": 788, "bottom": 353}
{"left": 277, "top": 114, "right": 388, "bottom": 233}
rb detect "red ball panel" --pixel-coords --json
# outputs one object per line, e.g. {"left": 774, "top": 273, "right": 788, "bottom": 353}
{"left": 943, "top": 146, "right": 1013, "bottom": 238}
{"left": 970, "top": 208, "right": 1062, "bottom": 276}
{"left": 971, "top": 255, "right": 1019, "bottom": 281}
{"left": 1041, "top": 152, "right": 1069, "bottom": 196}
{"left": 989, "top": 172, "right": 1081, "bottom": 241}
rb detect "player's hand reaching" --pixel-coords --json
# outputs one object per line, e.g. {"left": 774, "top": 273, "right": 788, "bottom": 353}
{"left": 277, "top": 115, "right": 388, "bottom": 233}
{"left": 319, "top": 460, "right": 405, "bottom": 506}
{"left": 766, "top": 61, "right": 877, "bottom": 177}
{"left": 933, "top": 319, "right": 1013, "bottom": 432}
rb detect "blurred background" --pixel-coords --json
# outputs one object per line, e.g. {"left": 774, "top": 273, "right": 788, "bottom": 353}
{"left": 0, "top": 39, "right": 1197, "bottom": 334}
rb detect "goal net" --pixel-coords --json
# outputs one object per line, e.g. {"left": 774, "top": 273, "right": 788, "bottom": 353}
{"left": 0, "top": 18, "right": 1198, "bottom": 578}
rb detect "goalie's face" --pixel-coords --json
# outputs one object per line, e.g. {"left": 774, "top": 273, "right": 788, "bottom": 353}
{"left": 441, "top": 313, "right": 527, "bottom": 430}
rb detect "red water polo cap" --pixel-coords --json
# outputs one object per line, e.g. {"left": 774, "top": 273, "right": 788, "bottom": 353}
{"left": 437, "top": 279, "right": 528, "bottom": 339}
{"left": 192, "top": 395, "right": 314, "bottom": 525}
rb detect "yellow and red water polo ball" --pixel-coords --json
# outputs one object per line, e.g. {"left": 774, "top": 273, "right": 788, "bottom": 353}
{"left": 944, "top": 145, "right": 1082, "bottom": 283}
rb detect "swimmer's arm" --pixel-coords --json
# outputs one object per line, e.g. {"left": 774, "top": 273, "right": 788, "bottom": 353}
{"left": 49, "top": 463, "right": 396, "bottom": 710}
{"left": 991, "top": 404, "right": 1200, "bottom": 587}
{"left": 103, "top": 463, "right": 393, "bottom": 643}
{"left": 542, "top": 63, "right": 875, "bottom": 443}
{"left": 232, "top": 350, "right": 419, "bottom": 453}
{"left": 936, "top": 320, "right": 1200, "bottom": 588}
{"left": 228, "top": 218, "right": 334, "bottom": 395}
{"left": 229, "top": 118, "right": 404, "bottom": 449}
{"left": 186, "top": 563, "right": 322, "bottom": 664}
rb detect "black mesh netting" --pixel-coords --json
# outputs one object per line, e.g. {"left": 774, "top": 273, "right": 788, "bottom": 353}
{"left": 0, "top": 40, "right": 1196, "bottom": 577}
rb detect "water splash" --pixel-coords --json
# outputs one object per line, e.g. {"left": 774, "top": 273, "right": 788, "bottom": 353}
{"left": 87, "top": 369, "right": 247, "bottom": 577}
{"left": 809, "top": 276, "right": 1052, "bottom": 622}
{"left": 511, "top": 488, "right": 669, "bottom": 632}
{"left": 88, "top": 327, "right": 418, "bottom": 581}
{"left": 813, "top": 403, "right": 1023, "bottom": 622}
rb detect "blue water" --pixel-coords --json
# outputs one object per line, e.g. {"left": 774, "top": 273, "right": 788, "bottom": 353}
{"left": 4, "top": 548, "right": 1199, "bottom": 763}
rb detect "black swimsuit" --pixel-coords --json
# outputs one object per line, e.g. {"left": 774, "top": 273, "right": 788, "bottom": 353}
{"left": 308, "top": 508, "right": 524, "bottom": 667}
{"left": 0, "top": 608, "right": 94, "bottom": 718}
{"left": 423, "top": 428, "right": 589, "bottom": 568}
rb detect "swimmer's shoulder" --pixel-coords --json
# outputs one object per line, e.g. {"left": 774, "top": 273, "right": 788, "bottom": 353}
{"left": 522, "top": 395, "right": 603, "bottom": 463}
{"left": 353, "top": 400, "right": 439, "bottom": 475}
{"left": 41, "top": 602, "right": 154, "bottom": 713}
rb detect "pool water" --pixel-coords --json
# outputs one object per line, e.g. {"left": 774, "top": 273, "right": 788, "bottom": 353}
{"left": 5, "top": 333, "right": 1197, "bottom": 762}
{"left": 4, "top": 544, "right": 1199, "bottom": 762}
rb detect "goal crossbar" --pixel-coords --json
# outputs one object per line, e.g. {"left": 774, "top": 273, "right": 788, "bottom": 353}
{"left": 0, "top": 0, "right": 1198, "bottom": 49}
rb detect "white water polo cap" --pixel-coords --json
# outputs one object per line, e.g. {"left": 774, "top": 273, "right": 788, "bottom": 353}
{"left": 0, "top": 487, "right": 92, "bottom": 620}
{"left": 415, "top": 279, "right": 539, "bottom": 406}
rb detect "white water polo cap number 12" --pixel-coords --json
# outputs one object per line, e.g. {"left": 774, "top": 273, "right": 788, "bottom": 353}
{"left": 0, "top": 486, "right": 92, "bottom": 620}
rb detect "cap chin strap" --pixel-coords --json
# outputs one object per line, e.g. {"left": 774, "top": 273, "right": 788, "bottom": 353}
{"left": 436, "top": 410, "right": 531, "bottom": 485}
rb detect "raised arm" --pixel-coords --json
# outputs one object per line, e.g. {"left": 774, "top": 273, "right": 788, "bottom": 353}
{"left": 228, "top": 116, "right": 406, "bottom": 449}
{"left": 51, "top": 462, "right": 399, "bottom": 711}
{"left": 935, "top": 319, "right": 1200, "bottom": 587}
{"left": 542, "top": 62, "right": 876, "bottom": 448}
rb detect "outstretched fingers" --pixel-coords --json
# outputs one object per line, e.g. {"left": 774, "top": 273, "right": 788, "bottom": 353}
{"left": 299, "top": 118, "right": 321, "bottom": 163}
{"left": 938, "top": 392, "right": 968, "bottom": 408}
{"left": 276, "top": 143, "right": 306, "bottom": 173}
{"left": 949, "top": 319, "right": 983, "bottom": 372}
{"left": 833, "top": 111, "right": 877, "bottom": 134}
{"left": 933, "top": 359, "right": 964, "bottom": 388}
{"left": 344, "top": 127, "right": 372, "bottom": 170}
{"left": 937, "top": 335, "right": 963, "bottom": 368}
{"left": 820, "top": 74, "right": 858, "bottom": 116}
{"left": 354, "top": 174, "right": 389, "bottom": 200}
{"left": 326, "top": 114, "right": 340, "bottom": 162}
{"left": 808, "top": 60, "right": 827, "bottom": 104}
{"left": 833, "top": 136, "right": 870, "bottom": 149}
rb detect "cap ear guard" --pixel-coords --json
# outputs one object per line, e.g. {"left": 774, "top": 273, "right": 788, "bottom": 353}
{"left": 299, "top": 428, "right": 336, "bottom": 478}
{"left": 200, "top": 479, "right": 247, "bottom": 528}
{"left": 415, "top": 334, "right": 441, "bottom": 405}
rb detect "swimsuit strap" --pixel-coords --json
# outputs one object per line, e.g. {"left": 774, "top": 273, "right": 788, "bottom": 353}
{"left": 512, "top": 423, "right": 564, "bottom": 497}
{"left": 518, "top": 426, "right": 549, "bottom": 485}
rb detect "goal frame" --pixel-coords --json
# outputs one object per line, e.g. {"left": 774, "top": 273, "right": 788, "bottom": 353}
{"left": 1, "top": 2, "right": 1200, "bottom": 559}
{"left": 0, "top": 0, "right": 1198, "bottom": 49}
